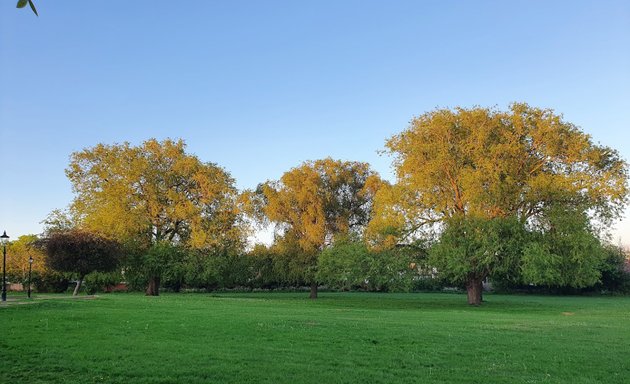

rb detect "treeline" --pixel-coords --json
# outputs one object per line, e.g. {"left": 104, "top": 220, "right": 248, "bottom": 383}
{"left": 9, "top": 235, "right": 629, "bottom": 296}
{"left": 5, "top": 103, "right": 629, "bottom": 304}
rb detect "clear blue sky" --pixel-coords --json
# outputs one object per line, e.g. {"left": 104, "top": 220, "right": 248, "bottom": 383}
{"left": 1, "top": 0, "right": 629, "bottom": 245}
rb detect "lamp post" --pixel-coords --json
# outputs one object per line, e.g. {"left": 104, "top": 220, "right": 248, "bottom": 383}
{"left": 28, "top": 256, "right": 34, "bottom": 299}
{"left": 1, "top": 231, "right": 9, "bottom": 302}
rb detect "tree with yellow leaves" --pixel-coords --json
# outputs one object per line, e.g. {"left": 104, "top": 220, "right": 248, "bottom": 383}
{"left": 5, "top": 235, "right": 46, "bottom": 287}
{"left": 370, "top": 103, "right": 628, "bottom": 304}
{"left": 252, "top": 158, "right": 381, "bottom": 298}
{"left": 66, "top": 138, "right": 245, "bottom": 295}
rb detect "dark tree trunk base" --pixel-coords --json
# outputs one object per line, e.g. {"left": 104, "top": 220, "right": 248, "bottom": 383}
{"left": 146, "top": 276, "right": 160, "bottom": 296}
{"left": 466, "top": 278, "right": 483, "bottom": 306}
{"left": 309, "top": 283, "right": 318, "bottom": 299}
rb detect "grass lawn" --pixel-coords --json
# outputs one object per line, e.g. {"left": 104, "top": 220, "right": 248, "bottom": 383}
{"left": 1, "top": 292, "right": 629, "bottom": 383}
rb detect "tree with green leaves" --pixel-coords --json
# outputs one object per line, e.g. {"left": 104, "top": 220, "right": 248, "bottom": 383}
{"left": 44, "top": 230, "right": 121, "bottom": 296}
{"left": 65, "top": 138, "right": 245, "bottom": 295}
{"left": 521, "top": 207, "right": 606, "bottom": 289}
{"left": 317, "top": 238, "right": 417, "bottom": 292}
{"left": 370, "top": 103, "right": 628, "bottom": 304}
{"left": 251, "top": 158, "right": 380, "bottom": 298}
{"left": 125, "top": 241, "right": 187, "bottom": 295}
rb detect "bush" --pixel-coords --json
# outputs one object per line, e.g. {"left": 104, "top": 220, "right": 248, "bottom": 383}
{"left": 84, "top": 271, "right": 124, "bottom": 294}
{"left": 33, "top": 271, "right": 69, "bottom": 293}
{"left": 492, "top": 244, "right": 630, "bottom": 295}
{"left": 182, "top": 250, "right": 252, "bottom": 291}
{"left": 595, "top": 245, "right": 630, "bottom": 293}
{"left": 318, "top": 241, "right": 422, "bottom": 292}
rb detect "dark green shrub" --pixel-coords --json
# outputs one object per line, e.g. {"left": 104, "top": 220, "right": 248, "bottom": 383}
{"left": 595, "top": 245, "right": 630, "bottom": 293}
{"left": 33, "top": 271, "right": 69, "bottom": 293}
{"left": 84, "top": 271, "right": 124, "bottom": 294}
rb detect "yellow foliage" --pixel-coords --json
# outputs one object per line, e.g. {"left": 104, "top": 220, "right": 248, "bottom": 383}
{"left": 369, "top": 103, "right": 628, "bottom": 246}
{"left": 257, "top": 158, "right": 379, "bottom": 254}
{"left": 66, "top": 139, "right": 245, "bottom": 250}
{"left": 4, "top": 235, "right": 47, "bottom": 281}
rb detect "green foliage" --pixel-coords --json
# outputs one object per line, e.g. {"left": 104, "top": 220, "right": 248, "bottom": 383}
{"left": 16, "top": 0, "right": 38, "bottom": 16}
{"left": 32, "top": 271, "right": 69, "bottom": 293}
{"left": 124, "top": 242, "right": 186, "bottom": 292}
{"left": 317, "top": 240, "right": 418, "bottom": 292}
{"left": 317, "top": 241, "right": 368, "bottom": 290}
{"left": 597, "top": 245, "right": 630, "bottom": 293}
{"left": 84, "top": 271, "right": 124, "bottom": 294}
{"left": 247, "top": 244, "right": 283, "bottom": 289}
{"left": 180, "top": 249, "right": 255, "bottom": 290}
{"left": 429, "top": 216, "right": 526, "bottom": 286}
{"left": 521, "top": 208, "right": 605, "bottom": 288}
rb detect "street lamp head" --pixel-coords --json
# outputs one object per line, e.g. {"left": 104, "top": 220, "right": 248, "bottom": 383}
{"left": 0, "top": 231, "right": 8, "bottom": 245}
{"left": 29, "top": 256, "right": 34, "bottom": 264}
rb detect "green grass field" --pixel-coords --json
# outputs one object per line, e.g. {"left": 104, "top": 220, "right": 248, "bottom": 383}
{"left": 1, "top": 292, "right": 629, "bottom": 383}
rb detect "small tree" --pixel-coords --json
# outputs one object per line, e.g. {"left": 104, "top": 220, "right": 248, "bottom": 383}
{"left": 44, "top": 230, "right": 121, "bottom": 295}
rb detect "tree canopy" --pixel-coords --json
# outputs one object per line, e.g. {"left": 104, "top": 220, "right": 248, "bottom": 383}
{"left": 44, "top": 230, "right": 121, "bottom": 295}
{"left": 252, "top": 158, "right": 380, "bottom": 298}
{"left": 370, "top": 103, "right": 627, "bottom": 244}
{"left": 66, "top": 138, "right": 244, "bottom": 250}
{"left": 65, "top": 138, "right": 245, "bottom": 295}
{"left": 5, "top": 234, "right": 46, "bottom": 284}
{"left": 33, "top": 104, "right": 628, "bottom": 303}
{"left": 370, "top": 103, "right": 628, "bottom": 304}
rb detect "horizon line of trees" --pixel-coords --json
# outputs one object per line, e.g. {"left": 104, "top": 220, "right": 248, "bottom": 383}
{"left": 3, "top": 103, "right": 629, "bottom": 304}
{"left": 4, "top": 233, "right": 630, "bottom": 297}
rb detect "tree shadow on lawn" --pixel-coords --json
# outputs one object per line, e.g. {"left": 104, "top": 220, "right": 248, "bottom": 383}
{"left": 210, "top": 291, "right": 556, "bottom": 313}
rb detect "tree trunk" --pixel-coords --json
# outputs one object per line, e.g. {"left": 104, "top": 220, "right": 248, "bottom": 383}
{"left": 466, "top": 277, "right": 483, "bottom": 306}
{"left": 309, "top": 282, "right": 318, "bottom": 299}
{"left": 146, "top": 276, "right": 160, "bottom": 296}
{"left": 73, "top": 275, "right": 84, "bottom": 296}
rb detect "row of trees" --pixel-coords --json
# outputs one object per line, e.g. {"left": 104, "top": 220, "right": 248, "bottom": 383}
{"left": 5, "top": 230, "right": 629, "bottom": 297}
{"left": 6, "top": 103, "right": 627, "bottom": 304}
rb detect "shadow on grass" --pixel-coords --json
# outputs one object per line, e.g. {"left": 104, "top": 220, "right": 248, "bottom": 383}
{"left": 207, "top": 291, "right": 555, "bottom": 313}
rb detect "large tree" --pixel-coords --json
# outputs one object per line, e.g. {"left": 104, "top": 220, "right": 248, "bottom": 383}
{"left": 66, "top": 138, "right": 245, "bottom": 295}
{"left": 253, "top": 158, "right": 380, "bottom": 298}
{"left": 370, "top": 103, "right": 628, "bottom": 304}
{"left": 44, "top": 230, "right": 121, "bottom": 296}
